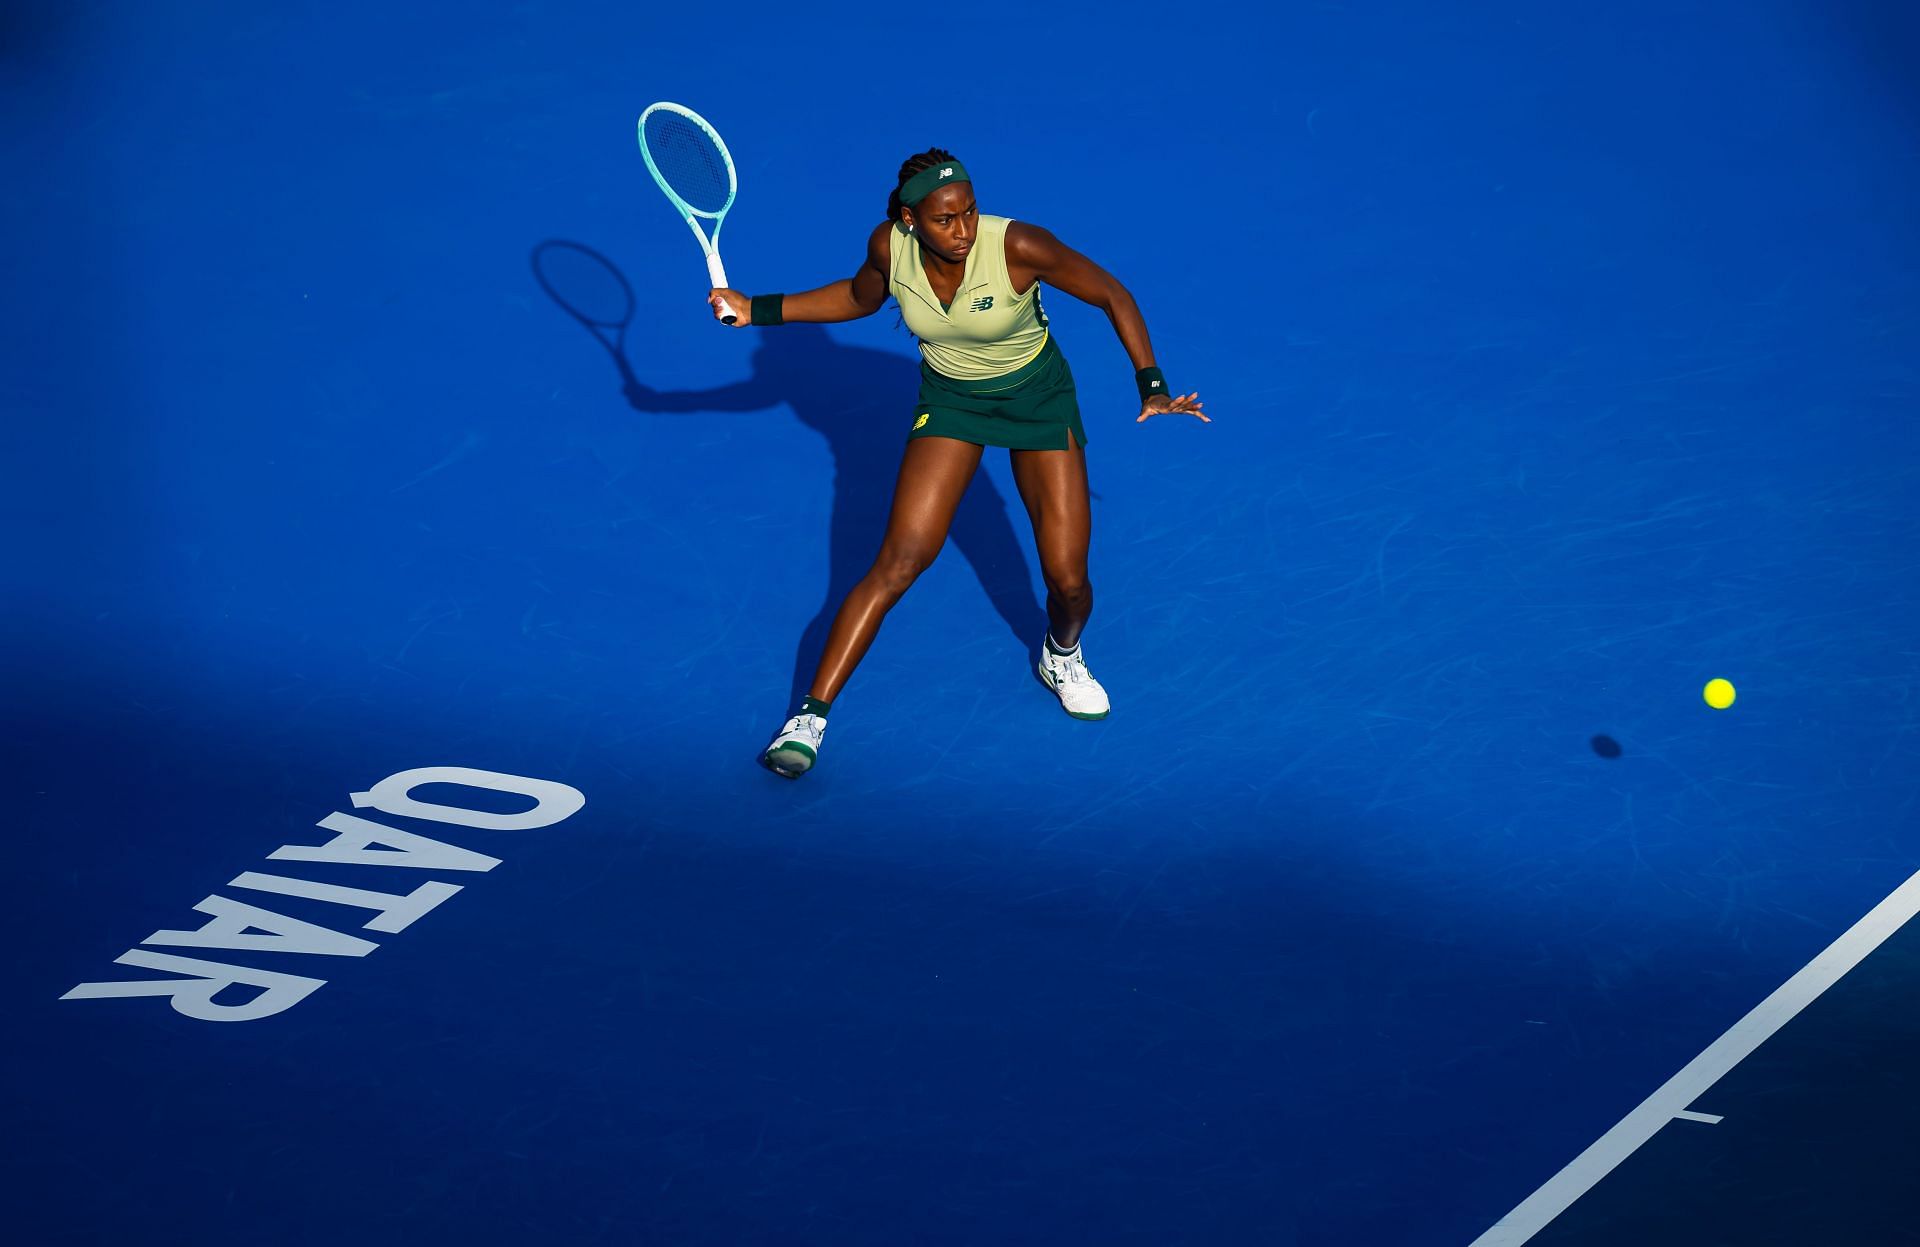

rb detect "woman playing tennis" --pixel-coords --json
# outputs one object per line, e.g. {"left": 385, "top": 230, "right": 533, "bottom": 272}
{"left": 711, "top": 148, "right": 1208, "bottom": 778}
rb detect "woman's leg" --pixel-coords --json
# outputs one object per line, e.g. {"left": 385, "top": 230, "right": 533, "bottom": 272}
{"left": 805, "top": 436, "right": 985, "bottom": 702}
{"left": 1009, "top": 431, "right": 1093, "bottom": 649}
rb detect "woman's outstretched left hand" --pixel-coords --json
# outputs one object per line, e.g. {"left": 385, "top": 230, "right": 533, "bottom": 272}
{"left": 1137, "top": 392, "right": 1209, "bottom": 423}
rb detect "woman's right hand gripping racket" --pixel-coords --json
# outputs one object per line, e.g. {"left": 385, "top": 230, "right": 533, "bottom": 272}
{"left": 637, "top": 102, "right": 743, "bottom": 325}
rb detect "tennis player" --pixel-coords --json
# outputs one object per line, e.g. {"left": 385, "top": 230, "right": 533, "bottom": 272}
{"left": 710, "top": 149, "right": 1207, "bottom": 778}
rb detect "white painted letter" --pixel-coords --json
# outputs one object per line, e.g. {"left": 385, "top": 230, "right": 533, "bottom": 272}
{"left": 62, "top": 950, "right": 326, "bottom": 1022}
{"left": 270, "top": 811, "right": 502, "bottom": 872}
{"left": 229, "top": 872, "right": 462, "bottom": 934}
{"left": 142, "top": 895, "right": 378, "bottom": 957}
{"left": 350, "top": 766, "right": 585, "bottom": 831}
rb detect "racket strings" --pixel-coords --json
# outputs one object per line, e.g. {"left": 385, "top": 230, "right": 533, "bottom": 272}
{"left": 643, "top": 113, "right": 731, "bottom": 215}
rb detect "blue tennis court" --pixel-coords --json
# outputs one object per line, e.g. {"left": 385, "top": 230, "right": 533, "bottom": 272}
{"left": 7, "top": 2, "right": 1918, "bottom": 1243}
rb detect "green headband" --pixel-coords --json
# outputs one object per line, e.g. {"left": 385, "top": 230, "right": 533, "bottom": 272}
{"left": 899, "top": 160, "right": 972, "bottom": 208}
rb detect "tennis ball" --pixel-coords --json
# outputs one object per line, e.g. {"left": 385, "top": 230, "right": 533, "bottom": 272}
{"left": 1704, "top": 678, "right": 1736, "bottom": 710}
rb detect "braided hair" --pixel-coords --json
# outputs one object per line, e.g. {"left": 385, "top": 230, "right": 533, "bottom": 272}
{"left": 887, "top": 147, "right": 960, "bottom": 221}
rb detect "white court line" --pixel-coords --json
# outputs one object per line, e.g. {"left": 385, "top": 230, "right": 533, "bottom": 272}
{"left": 1471, "top": 868, "right": 1920, "bottom": 1247}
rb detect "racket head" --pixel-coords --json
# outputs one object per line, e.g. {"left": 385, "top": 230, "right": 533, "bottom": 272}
{"left": 530, "top": 240, "right": 636, "bottom": 333}
{"left": 637, "top": 102, "right": 737, "bottom": 221}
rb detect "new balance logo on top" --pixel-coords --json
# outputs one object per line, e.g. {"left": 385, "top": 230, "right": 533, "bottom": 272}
{"left": 970, "top": 296, "right": 994, "bottom": 312}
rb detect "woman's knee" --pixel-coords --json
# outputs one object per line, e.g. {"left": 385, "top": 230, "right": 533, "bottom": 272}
{"left": 1043, "top": 567, "right": 1092, "bottom": 605}
{"left": 870, "top": 542, "right": 940, "bottom": 595}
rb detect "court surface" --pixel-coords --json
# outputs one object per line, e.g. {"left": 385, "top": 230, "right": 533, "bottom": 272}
{"left": 5, "top": 2, "right": 1917, "bottom": 1244}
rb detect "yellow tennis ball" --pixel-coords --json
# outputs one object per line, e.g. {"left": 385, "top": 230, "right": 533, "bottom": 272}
{"left": 1704, "top": 678, "right": 1736, "bottom": 710}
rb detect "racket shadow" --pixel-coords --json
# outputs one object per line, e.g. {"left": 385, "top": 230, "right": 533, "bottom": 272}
{"left": 531, "top": 240, "right": 1045, "bottom": 708}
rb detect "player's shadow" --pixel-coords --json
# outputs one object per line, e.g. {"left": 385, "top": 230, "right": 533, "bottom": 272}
{"left": 532, "top": 240, "right": 1045, "bottom": 707}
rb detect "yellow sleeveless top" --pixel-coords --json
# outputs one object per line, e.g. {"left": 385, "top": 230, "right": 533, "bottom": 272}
{"left": 889, "top": 214, "right": 1049, "bottom": 381}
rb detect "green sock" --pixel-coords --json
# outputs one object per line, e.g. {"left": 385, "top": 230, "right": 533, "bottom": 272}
{"left": 800, "top": 695, "right": 832, "bottom": 719}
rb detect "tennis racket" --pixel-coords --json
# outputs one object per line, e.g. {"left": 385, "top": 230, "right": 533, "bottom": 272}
{"left": 637, "top": 102, "right": 740, "bottom": 324}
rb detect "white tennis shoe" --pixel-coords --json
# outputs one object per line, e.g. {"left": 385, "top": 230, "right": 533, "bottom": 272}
{"left": 761, "top": 713, "right": 826, "bottom": 778}
{"left": 1037, "top": 640, "right": 1110, "bottom": 720}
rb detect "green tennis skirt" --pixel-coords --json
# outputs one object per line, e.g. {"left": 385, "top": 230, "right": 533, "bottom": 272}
{"left": 908, "top": 336, "right": 1088, "bottom": 451}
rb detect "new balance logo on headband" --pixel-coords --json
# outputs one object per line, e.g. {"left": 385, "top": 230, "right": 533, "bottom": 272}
{"left": 940, "top": 167, "right": 954, "bottom": 178}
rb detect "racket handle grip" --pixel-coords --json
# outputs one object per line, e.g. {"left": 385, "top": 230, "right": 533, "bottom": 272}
{"left": 706, "top": 253, "right": 737, "bottom": 324}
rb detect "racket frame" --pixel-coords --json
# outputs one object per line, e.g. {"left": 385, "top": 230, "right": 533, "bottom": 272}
{"left": 637, "top": 102, "right": 740, "bottom": 319}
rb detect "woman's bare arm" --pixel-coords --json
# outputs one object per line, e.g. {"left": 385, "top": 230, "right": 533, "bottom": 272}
{"left": 709, "top": 223, "right": 892, "bottom": 325}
